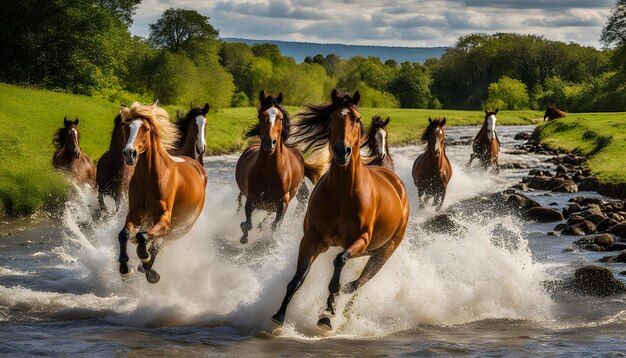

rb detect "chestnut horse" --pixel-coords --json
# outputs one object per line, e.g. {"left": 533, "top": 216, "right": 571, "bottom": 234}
{"left": 468, "top": 109, "right": 500, "bottom": 172}
{"left": 362, "top": 115, "right": 394, "bottom": 171}
{"left": 52, "top": 117, "right": 96, "bottom": 187}
{"left": 272, "top": 89, "right": 410, "bottom": 331}
{"left": 544, "top": 105, "right": 567, "bottom": 121}
{"left": 412, "top": 117, "right": 452, "bottom": 210}
{"left": 171, "top": 103, "right": 209, "bottom": 164}
{"left": 96, "top": 113, "right": 134, "bottom": 212}
{"left": 117, "top": 103, "right": 208, "bottom": 284}
{"left": 235, "top": 91, "right": 325, "bottom": 244}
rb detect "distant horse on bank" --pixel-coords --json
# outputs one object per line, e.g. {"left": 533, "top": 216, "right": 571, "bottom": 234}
{"left": 52, "top": 117, "right": 96, "bottom": 187}
{"left": 362, "top": 115, "right": 394, "bottom": 171}
{"left": 96, "top": 113, "right": 134, "bottom": 212}
{"left": 235, "top": 91, "right": 325, "bottom": 244}
{"left": 117, "top": 103, "right": 208, "bottom": 284}
{"left": 272, "top": 89, "right": 409, "bottom": 331}
{"left": 412, "top": 117, "right": 452, "bottom": 210}
{"left": 171, "top": 103, "right": 209, "bottom": 164}
{"left": 544, "top": 105, "right": 567, "bottom": 121}
{"left": 468, "top": 109, "right": 500, "bottom": 172}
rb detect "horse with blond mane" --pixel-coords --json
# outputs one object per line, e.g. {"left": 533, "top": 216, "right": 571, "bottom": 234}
{"left": 272, "top": 89, "right": 409, "bottom": 331}
{"left": 117, "top": 102, "right": 208, "bottom": 284}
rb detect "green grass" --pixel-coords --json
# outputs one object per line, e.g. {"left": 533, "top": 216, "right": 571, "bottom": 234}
{"left": 533, "top": 113, "right": 626, "bottom": 184}
{"left": 0, "top": 82, "right": 545, "bottom": 217}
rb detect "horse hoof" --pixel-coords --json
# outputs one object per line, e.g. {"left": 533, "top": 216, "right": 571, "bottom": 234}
{"left": 317, "top": 317, "right": 333, "bottom": 331}
{"left": 145, "top": 269, "right": 160, "bottom": 284}
{"left": 271, "top": 313, "right": 285, "bottom": 326}
{"left": 137, "top": 264, "right": 145, "bottom": 273}
{"left": 119, "top": 263, "right": 131, "bottom": 275}
{"left": 342, "top": 281, "right": 358, "bottom": 294}
{"left": 120, "top": 266, "right": 134, "bottom": 280}
{"left": 137, "top": 245, "right": 150, "bottom": 262}
{"left": 240, "top": 236, "right": 248, "bottom": 244}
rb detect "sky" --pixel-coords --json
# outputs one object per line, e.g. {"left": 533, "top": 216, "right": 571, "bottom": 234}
{"left": 129, "top": 0, "right": 616, "bottom": 48}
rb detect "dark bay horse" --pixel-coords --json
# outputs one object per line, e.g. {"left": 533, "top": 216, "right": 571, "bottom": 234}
{"left": 362, "top": 115, "right": 394, "bottom": 171}
{"left": 235, "top": 91, "right": 325, "bottom": 244}
{"left": 412, "top": 117, "right": 452, "bottom": 210}
{"left": 117, "top": 103, "right": 208, "bottom": 284}
{"left": 544, "top": 105, "right": 567, "bottom": 121}
{"left": 272, "top": 89, "right": 410, "bottom": 331}
{"left": 52, "top": 117, "right": 96, "bottom": 187}
{"left": 96, "top": 113, "right": 135, "bottom": 212}
{"left": 468, "top": 109, "right": 500, "bottom": 172}
{"left": 171, "top": 103, "right": 209, "bottom": 164}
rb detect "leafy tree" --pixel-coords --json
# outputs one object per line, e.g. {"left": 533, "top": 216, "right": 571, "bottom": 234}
{"left": 149, "top": 8, "right": 219, "bottom": 52}
{"left": 484, "top": 76, "right": 529, "bottom": 110}
{"left": 601, "top": 0, "right": 626, "bottom": 48}
{"left": 99, "top": 0, "right": 141, "bottom": 25}
{"left": 388, "top": 62, "right": 433, "bottom": 108}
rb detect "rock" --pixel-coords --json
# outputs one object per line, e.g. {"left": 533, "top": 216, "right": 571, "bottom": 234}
{"left": 524, "top": 207, "right": 564, "bottom": 223}
{"left": 422, "top": 214, "right": 464, "bottom": 235}
{"left": 552, "top": 180, "right": 578, "bottom": 193}
{"left": 556, "top": 165, "right": 567, "bottom": 175}
{"left": 597, "top": 218, "right": 619, "bottom": 232}
{"left": 616, "top": 251, "right": 626, "bottom": 263}
{"left": 564, "top": 203, "right": 583, "bottom": 217}
{"left": 575, "top": 234, "right": 614, "bottom": 249}
{"left": 509, "top": 183, "right": 529, "bottom": 191}
{"left": 567, "top": 215, "right": 586, "bottom": 225}
{"left": 547, "top": 231, "right": 561, "bottom": 237}
{"left": 609, "top": 213, "right": 624, "bottom": 222}
{"left": 577, "top": 206, "right": 604, "bottom": 218}
{"left": 514, "top": 132, "right": 531, "bottom": 141}
{"left": 620, "top": 271, "right": 626, "bottom": 276}
{"left": 562, "top": 225, "right": 585, "bottom": 236}
{"left": 608, "top": 223, "right": 626, "bottom": 238}
{"left": 577, "top": 220, "right": 597, "bottom": 234}
{"left": 608, "top": 243, "right": 626, "bottom": 251}
{"left": 585, "top": 244, "right": 604, "bottom": 252}
{"left": 600, "top": 255, "right": 616, "bottom": 263}
{"left": 549, "top": 202, "right": 558, "bottom": 206}
{"left": 553, "top": 223, "right": 569, "bottom": 231}
{"left": 506, "top": 193, "right": 541, "bottom": 210}
{"left": 591, "top": 233, "right": 615, "bottom": 248}
{"left": 569, "top": 196, "right": 584, "bottom": 204}
{"left": 585, "top": 214, "right": 607, "bottom": 225}
{"left": 579, "top": 176, "right": 601, "bottom": 192}
{"left": 571, "top": 265, "right": 626, "bottom": 296}
{"left": 581, "top": 197, "right": 603, "bottom": 206}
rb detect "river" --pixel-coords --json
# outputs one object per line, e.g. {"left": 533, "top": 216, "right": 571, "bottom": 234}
{"left": 0, "top": 125, "right": 625, "bottom": 356}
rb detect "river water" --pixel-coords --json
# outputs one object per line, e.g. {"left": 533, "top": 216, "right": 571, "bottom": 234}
{"left": 1, "top": 125, "right": 625, "bottom": 356}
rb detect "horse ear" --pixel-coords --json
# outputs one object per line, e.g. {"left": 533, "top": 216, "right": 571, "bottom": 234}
{"left": 383, "top": 117, "right": 390, "bottom": 126}
{"left": 259, "top": 90, "right": 266, "bottom": 103}
{"left": 442, "top": 117, "right": 447, "bottom": 126}
{"left": 428, "top": 117, "right": 432, "bottom": 123}
{"left": 485, "top": 109, "right": 488, "bottom": 115}
{"left": 202, "top": 103, "right": 210, "bottom": 115}
{"left": 64, "top": 116, "right": 69, "bottom": 125}
{"left": 277, "top": 92, "right": 283, "bottom": 104}
{"left": 73, "top": 118, "right": 79, "bottom": 125}
{"left": 352, "top": 90, "right": 360, "bottom": 105}
{"left": 494, "top": 109, "right": 499, "bottom": 114}
{"left": 331, "top": 88, "right": 339, "bottom": 102}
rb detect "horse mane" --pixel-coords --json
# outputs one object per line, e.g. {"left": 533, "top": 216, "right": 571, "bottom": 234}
{"left": 120, "top": 102, "right": 179, "bottom": 151}
{"left": 361, "top": 115, "right": 387, "bottom": 159}
{"left": 175, "top": 106, "right": 205, "bottom": 147}
{"left": 246, "top": 94, "right": 294, "bottom": 147}
{"left": 420, "top": 117, "right": 445, "bottom": 143}
{"left": 52, "top": 126, "right": 67, "bottom": 150}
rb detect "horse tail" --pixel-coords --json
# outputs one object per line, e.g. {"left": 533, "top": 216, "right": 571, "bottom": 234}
{"left": 303, "top": 146, "right": 330, "bottom": 185}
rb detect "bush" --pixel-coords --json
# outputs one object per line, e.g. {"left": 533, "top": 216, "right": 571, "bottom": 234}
{"left": 484, "top": 77, "right": 530, "bottom": 110}
{"left": 356, "top": 82, "right": 400, "bottom": 108}
{"left": 231, "top": 91, "right": 250, "bottom": 107}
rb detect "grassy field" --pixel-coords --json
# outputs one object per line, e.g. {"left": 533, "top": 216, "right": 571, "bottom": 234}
{"left": 0, "top": 82, "right": 544, "bottom": 217}
{"left": 533, "top": 113, "right": 626, "bottom": 184}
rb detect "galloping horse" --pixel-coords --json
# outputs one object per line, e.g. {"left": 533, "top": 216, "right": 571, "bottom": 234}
{"left": 468, "top": 109, "right": 500, "bottom": 172}
{"left": 272, "top": 89, "right": 410, "bottom": 331}
{"left": 117, "top": 103, "right": 208, "bottom": 284}
{"left": 362, "top": 115, "right": 394, "bottom": 171}
{"left": 171, "top": 103, "right": 209, "bottom": 164}
{"left": 235, "top": 91, "right": 325, "bottom": 244}
{"left": 544, "top": 105, "right": 567, "bottom": 121}
{"left": 96, "top": 113, "right": 134, "bottom": 212}
{"left": 412, "top": 117, "right": 452, "bottom": 210}
{"left": 52, "top": 117, "right": 96, "bottom": 187}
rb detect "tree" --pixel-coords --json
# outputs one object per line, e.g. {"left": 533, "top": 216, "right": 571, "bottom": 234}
{"left": 388, "top": 62, "right": 433, "bottom": 108}
{"left": 149, "top": 8, "right": 219, "bottom": 52}
{"left": 484, "top": 76, "right": 529, "bottom": 110}
{"left": 601, "top": 0, "right": 626, "bottom": 48}
{"left": 99, "top": 0, "right": 141, "bottom": 25}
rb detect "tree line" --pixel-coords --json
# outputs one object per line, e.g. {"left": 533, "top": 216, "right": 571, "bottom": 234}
{"left": 1, "top": 1, "right": 625, "bottom": 112}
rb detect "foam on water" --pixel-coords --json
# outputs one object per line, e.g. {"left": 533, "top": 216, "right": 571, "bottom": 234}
{"left": 0, "top": 129, "right": 555, "bottom": 338}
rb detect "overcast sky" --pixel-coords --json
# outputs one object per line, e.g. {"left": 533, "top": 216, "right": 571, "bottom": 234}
{"left": 130, "top": 0, "right": 616, "bottom": 47}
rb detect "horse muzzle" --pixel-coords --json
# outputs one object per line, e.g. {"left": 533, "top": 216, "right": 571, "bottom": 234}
{"left": 261, "top": 136, "right": 277, "bottom": 155}
{"left": 124, "top": 148, "right": 138, "bottom": 166}
{"left": 333, "top": 143, "right": 351, "bottom": 166}
{"left": 73, "top": 150, "right": 80, "bottom": 159}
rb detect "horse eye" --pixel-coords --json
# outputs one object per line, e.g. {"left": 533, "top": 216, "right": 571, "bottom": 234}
{"left": 356, "top": 117, "right": 361, "bottom": 123}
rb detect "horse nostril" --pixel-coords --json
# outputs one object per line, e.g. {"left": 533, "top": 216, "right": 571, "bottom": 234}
{"left": 272, "top": 139, "right": 277, "bottom": 146}
{"left": 346, "top": 147, "right": 352, "bottom": 155}
{"left": 333, "top": 144, "right": 339, "bottom": 155}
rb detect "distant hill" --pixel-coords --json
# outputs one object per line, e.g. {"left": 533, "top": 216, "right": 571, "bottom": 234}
{"left": 222, "top": 38, "right": 447, "bottom": 63}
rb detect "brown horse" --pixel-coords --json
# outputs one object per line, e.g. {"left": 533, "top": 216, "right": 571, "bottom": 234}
{"left": 235, "top": 91, "right": 325, "bottom": 244}
{"left": 96, "top": 113, "right": 135, "bottom": 212}
{"left": 271, "top": 89, "right": 410, "bottom": 331}
{"left": 362, "top": 115, "right": 394, "bottom": 171}
{"left": 117, "top": 103, "right": 208, "bottom": 284}
{"left": 412, "top": 117, "right": 452, "bottom": 210}
{"left": 52, "top": 117, "right": 96, "bottom": 187}
{"left": 171, "top": 103, "right": 209, "bottom": 164}
{"left": 544, "top": 105, "right": 567, "bottom": 121}
{"left": 468, "top": 109, "right": 500, "bottom": 172}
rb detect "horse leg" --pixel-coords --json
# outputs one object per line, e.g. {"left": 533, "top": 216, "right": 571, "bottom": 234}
{"left": 417, "top": 187, "right": 425, "bottom": 209}
{"left": 467, "top": 153, "right": 475, "bottom": 168}
{"left": 236, "top": 192, "right": 243, "bottom": 214}
{"left": 98, "top": 192, "right": 106, "bottom": 213}
{"left": 435, "top": 189, "right": 446, "bottom": 212}
{"left": 271, "top": 197, "right": 288, "bottom": 232}
{"left": 118, "top": 220, "right": 138, "bottom": 277}
{"left": 272, "top": 233, "right": 324, "bottom": 327}
{"left": 240, "top": 199, "right": 254, "bottom": 244}
{"left": 136, "top": 232, "right": 160, "bottom": 284}
{"left": 295, "top": 183, "right": 309, "bottom": 216}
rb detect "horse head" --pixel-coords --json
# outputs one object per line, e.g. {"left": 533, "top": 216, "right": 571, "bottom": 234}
{"left": 484, "top": 109, "right": 498, "bottom": 141}
{"left": 426, "top": 117, "right": 446, "bottom": 158}
{"left": 329, "top": 89, "right": 361, "bottom": 166}
{"left": 257, "top": 90, "right": 285, "bottom": 155}
{"left": 64, "top": 117, "right": 81, "bottom": 159}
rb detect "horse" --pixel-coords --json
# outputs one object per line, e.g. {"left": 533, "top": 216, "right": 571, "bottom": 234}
{"left": 117, "top": 102, "right": 208, "bottom": 284}
{"left": 271, "top": 89, "right": 410, "bottom": 331}
{"left": 96, "top": 113, "right": 135, "bottom": 212}
{"left": 235, "top": 90, "right": 325, "bottom": 244}
{"left": 52, "top": 117, "right": 96, "bottom": 187}
{"left": 171, "top": 103, "right": 209, "bottom": 164}
{"left": 544, "top": 105, "right": 567, "bottom": 121}
{"left": 362, "top": 115, "right": 394, "bottom": 171}
{"left": 411, "top": 117, "right": 452, "bottom": 210}
{"left": 468, "top": 109, "right": 500, "bottom": 172}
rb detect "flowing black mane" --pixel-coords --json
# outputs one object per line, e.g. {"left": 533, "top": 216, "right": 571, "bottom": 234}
{"left": 245, "top": 94, "right": 293, "bottom": 146}
{"left": 362, "top": 115, "right": 388, "bottom": 158}
{"left": 420, "top": 117, "right": 445, "bottom": 143}
{"left": 292, "top": 90, "right": 362, "bottom": 153}
{"left": 175, "top": 106, "right": 205, "bottom": 147}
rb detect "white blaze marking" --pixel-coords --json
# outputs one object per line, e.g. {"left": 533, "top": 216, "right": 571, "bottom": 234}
{"left": 125, "top": 120, "right": 143, "bottom": 153}
{"left": 267, "top": 107, "right": 279, "bottom": 128}
{"left": 375, "top": 128, "right": 387, "bottom": 157}
{"left": 195, "top": 115, "right": 206, "bottom": 153}
{"left": 487, "top": 115, "right": 497, "bottom": 141}
{"left": 70, "top": 128, "right": 78, "bottom": 143}
{"left": 434, "top": 135, "right": 439, "bottom": 153}
{"left": 340, "top": 108, "right": 350, "bottom": 117}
